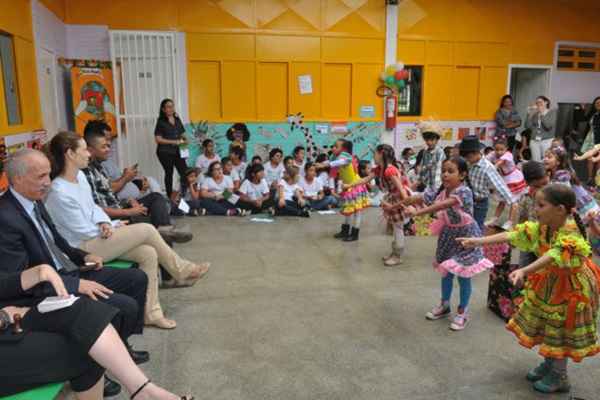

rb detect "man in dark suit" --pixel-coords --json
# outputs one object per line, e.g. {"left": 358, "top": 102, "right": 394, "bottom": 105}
{"left": 0, "top": 149, "right": 149, "bottom": 396}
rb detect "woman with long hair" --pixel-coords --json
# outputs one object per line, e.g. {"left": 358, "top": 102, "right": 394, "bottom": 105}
{"left": 495, "top": 94, "right": 522, "bottom": 151}
{"left": 154, "top": 99, "right": 189, "bottom": 198}
{"left": 524, "top": 95, "right": 557, "bottom": 162}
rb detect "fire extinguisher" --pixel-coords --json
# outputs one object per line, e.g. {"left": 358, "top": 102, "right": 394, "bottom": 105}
{"left": 385, "top": 94, "right": 397, "bottom": 131}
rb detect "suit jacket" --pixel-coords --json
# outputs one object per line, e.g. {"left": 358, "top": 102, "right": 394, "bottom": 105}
{"left": 0, "top": 190, "right": 88, "bottom": 300}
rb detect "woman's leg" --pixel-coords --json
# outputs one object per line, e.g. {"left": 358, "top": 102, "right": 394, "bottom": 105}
{"left": 173, "top": 154, "right": 189, "bottom": 196}
{"left": 199, "top": 198, "right": 229, "bottom": 215}
{"left": 276, "top": 200, "right": 301, "bottom": 216}
{"left": 81, "top": 223, "right": 203, "bottom": 284}
{"left": 157, "top": 153, "right": 176, "bottom": 197}
{"left": 457, "top": 276, "right": 472, "bottom": 311}
{"left": 308, "top": 198, "right": 329, "bottom": 210}
{"left": 74, "top": 376, "right": 104, "bottom": 400}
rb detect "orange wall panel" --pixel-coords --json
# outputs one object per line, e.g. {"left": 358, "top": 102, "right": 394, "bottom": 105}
{"left": 423, "top": 65, "right": 452, "bottom": 118}
{"left": 454, "top": 42, "right": 485, "bottom": 66}
{"left": 0, "top": 0, "right": 33, "bottom": 41}
{"left": 452, "top": 66, "right": 480, "bottom": 119}
{"left": 289, "top": 62, "right": 321, "bottom": 118}
{"left": 257, "top": 62, "right": 288, "bottom": 119}
{"left": 322, "top": 37, "right": 384, "bottom": 63}
{"left": 187, "top": 33, "right": 255, "bottom": 61}
{"left": 425, "top": 41, "right": 453, "bottom": 65}
{"left": 352, "top": 63, "right": 383, "bottom": 120}
{"left": 479, "top": 66, "right": 507, "bottom": 119}
{"left": 221, "top": 61, "right": 256, "bottom": 119}
{"left": 256, "top": 35, "right": 320, "bottom": 62}
{"left": 398, "top": 39, "right": 425, "bottom": 65}
{"left": 322, "top": 64, "right": 351, "bottom": 119}
{"left": 188, "top": 61, "right": 221, "bottom": 121}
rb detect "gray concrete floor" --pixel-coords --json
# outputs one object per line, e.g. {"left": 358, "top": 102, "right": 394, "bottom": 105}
{"left": 121, "top": 208, "right": 599, "bottom": 400}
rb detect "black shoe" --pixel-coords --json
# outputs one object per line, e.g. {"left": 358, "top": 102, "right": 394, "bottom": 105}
{"left": 104, "top": 376, "right": 122, "bottom": 397}
{"left": 128, "top": 346, "right": 150, "bottom": 365}
{"left": 334, "top": 224, "right": 350, "bottom": 239}
{"left": 343, "top": 227, "right": 360, "bottom": 242}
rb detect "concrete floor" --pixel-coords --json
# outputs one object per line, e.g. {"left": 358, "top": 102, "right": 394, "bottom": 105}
{"left": 119, "top": 208, "right": 599, "bottom": 400}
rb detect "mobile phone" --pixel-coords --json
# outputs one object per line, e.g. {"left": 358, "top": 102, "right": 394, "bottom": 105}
{"left": 80, "top": 262, "right": 98, "bottom": 272}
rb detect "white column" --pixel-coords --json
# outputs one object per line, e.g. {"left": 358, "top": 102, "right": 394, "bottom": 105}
{"left": 385, "top": 2, "right": 398, "bottom": 67}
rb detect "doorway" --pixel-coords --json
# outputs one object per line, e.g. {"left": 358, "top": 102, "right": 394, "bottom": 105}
{"left": 507, "top": 65, "right": 552, "bottom": 125}
{"left": 37, "top": 47, "right": 59, "bottom": 136}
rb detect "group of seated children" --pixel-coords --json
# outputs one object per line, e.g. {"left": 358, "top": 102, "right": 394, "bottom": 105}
{"left": 186, "top": 140, "right": 341, "bottom": 217}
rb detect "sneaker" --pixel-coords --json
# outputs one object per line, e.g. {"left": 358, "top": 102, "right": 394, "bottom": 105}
{"left": 383, "top": 256, "right": 403, "bottom": 266}
{"left": 301, "top": 208, "right": 311, "bottom": 218}
{"left": 226, "top": 209, "right": 238, "bottom": 216}
{"left": 449, "top": 311, "right": 469, "bottom": 331}
{"left": 188, "top": 209, "right": 198, "bottom": 217}
{"left": 533, "top": 370, "right": 571, "bottom": 393}
{"left": 425, "top": 303, "right": 451, "bottom": 320}
{"left": 199, "top": 208, "right": 207, "bottom": 216}
{"left": 382, "top": 252, "right": 395, "bottom": 262}
{"left": 526, "top": 360, "right": 553, "bottom": 382}
{"left": 237, "top": 208, "right": 249, "bottom": 217}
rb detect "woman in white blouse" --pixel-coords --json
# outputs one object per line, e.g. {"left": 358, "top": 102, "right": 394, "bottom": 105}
{"left": 45, "top": 132, "right": 210, "bottom": 330}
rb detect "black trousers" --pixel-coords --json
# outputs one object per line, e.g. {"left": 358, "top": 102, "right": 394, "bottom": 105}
{"left": 157, "top": 150, "right": 188, "bottom": 197}
{"left": 132, "top": 192, "right": 171, "bottom": 227}
{"left": 238, "top": 198, "right": 274, "bottom": 214}
{"left": 0, "top": 298, "right": 118, "bottom": 396}
{"left": 65, "top": 266, "right": 148, "bottom": 339}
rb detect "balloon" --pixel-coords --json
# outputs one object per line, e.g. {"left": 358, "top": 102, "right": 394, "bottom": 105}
{"left": 394, "top": 62, "right": 405, "bottom": 71}
{"left": 397, "top": 80, "right": 406, "bottom": 89}
{"left": 394, "top": 70, "right": 404, "bottom": 81}
{"left": 399, "top": 69, "right": 410, "bottom": 80}
{"left": 379, "top": 72, "right": 387, "bottom": 82}
{"left": 385, "top": 65, "right": 396, "bottom": 75}
{"left": 385, "top": 76, "right": 395, "bottom": 86}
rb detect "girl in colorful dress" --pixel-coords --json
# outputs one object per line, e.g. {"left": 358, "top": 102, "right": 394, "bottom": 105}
{"left": 315, "top": 139, "right": 369, "bottom": 242}
{"left": 486, "top": 137, "right": 528, "bottom": 229}
{"left": 544, "top": 146, "right": 600, "bottom": 255}
{"left": 403, "top": 157, "right": 493, "bottom": 330}
{"left": 458, "top": 184, "right": 600, "bottom": 393}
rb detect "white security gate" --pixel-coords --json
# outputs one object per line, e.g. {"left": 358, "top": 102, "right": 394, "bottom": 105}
{"left": 109, "top": 30, "right": 180, "bottom": 187}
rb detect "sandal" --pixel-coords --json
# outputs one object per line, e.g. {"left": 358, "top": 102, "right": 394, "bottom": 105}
{"left": 186, "top": 262, "right": 210, "bottom": 281}
{"left": 131, "top": 380, "right": 195, "bottom": 400}
{"left": 145, "top": 317, "right": 177, "bottom": 330}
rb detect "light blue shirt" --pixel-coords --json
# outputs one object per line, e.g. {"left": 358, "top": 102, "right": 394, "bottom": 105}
{"left": 10, "top": 187, "right": 63, "bottom": 269}
{"left": 45, "top": 171, "right": 111, "bottom": 248}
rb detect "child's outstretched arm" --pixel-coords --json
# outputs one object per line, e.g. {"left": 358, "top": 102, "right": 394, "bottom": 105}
{"left": 456, "top": 232, "right": 510, "bottom": 248}
{"left": 574, "top": 144, "right": 600, "bottom": 161}
{"left": 509, "top": 254, "right": 553, "bottom": 286}
{"left": 405, "top": 197, "right": 457, "bottom": 218}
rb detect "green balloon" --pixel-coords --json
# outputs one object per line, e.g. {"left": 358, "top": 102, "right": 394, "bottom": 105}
{"left": 385, "top": 76, "right": 395, "bottom": 85}
{"left": 397, "top": 80, "right": 406, "bottom": 89}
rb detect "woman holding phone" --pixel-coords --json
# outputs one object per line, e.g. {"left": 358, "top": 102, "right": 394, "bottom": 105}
{"left": 524, "top": 95, "right": 557, "bottom": 162}
{"left": 154, "top": 99, "right": 188, "bottom": 198}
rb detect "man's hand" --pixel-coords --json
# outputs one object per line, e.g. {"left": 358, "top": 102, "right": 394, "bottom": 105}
{"left": 122, "top": 166, "right": 138, "bottom": 182}
{"left": 84, "top": 254, "right": 104, "bottom": 270}
{"left": 99, "top": 223, "right": 113, "bottom": 239}
{"left": 37, "top": 264, "right": 68, "bottom": 297}
{"left": 78, "top": 279, "right": 113, "bottom": 301}
{"left": 127, "top": 204, "right": 148, "bottom": 216}
{"left": 255, "top": 199, "right": 263, "bottom": 208}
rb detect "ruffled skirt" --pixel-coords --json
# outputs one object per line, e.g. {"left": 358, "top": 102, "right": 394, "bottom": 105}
{"left": 434, "top": 222, "right": 493, "bottom": 278}
{"left": 340, "top": 184, "right": 370, "bottom": 216}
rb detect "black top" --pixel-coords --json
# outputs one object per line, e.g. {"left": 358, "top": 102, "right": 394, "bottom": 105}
{"left": 154, "top": 116, "right": 185, "bottom": 153}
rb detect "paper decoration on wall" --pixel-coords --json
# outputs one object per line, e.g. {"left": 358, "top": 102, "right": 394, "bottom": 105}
{"left": 315, "top": 124, "right": 329, "bottom": 135}
{"left": 475, "top": 127, "right": 487, "bottom": 141}
{"left": 70, "top": 60, "right": 116, "bottom": 135}
{"left": 298, "top": 74, "right": 313, "bottom": 95}
{"left": 405, "top": 127, "right": 418, "bottom": 141}
{"left": 441, "top": 128, "right": 453, "bottom": 141}
{"left": 359, "top": 105, "right": 375, "bottom": 118}
{"left": 331, "top": 122, "right": 349, "bottom": 134}
{"left": 457, "top": 128, "right": 470, "bottom": 140}
{"left": 288, "top": 112, "right": 319, "bottom": 161}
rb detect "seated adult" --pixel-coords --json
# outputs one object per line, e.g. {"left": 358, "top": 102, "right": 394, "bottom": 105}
{"left": 0, "top": 148, "right": 149, "bottom": 394}
{"left": 82, "top": 128, "right": 192, "bottom": 243}
{"left": 45, "top": 132, "right": 210, "bottom": 329}
{"left": 0, "top": 264, "right": 193, "bottom": 400}
{"left": 84, "top": 120, "right": 162, "bottom": 203}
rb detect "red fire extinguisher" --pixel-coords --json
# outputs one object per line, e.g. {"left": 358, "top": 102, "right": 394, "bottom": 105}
{"left": 385, "top": 94, "right": 397, "bottom": 131}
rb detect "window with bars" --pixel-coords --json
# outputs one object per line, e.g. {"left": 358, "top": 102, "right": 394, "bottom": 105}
{"left": 556, "top": 46, "right": 600, "bottom": 72}
{"left": 397, "top": 65, "right": 422, "bottom": 116}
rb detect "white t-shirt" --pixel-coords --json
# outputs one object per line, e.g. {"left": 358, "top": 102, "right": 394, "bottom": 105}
{"left": 264, "top": 162, "right": 284, "bottom": 186}
{"left": 294, "top": 160, "right": 306, "bottom": 176}
{"left": 232, "top": 162, "right": 247, "bottom": 180}
{"left": 318, "top": 172, "right": 334, "bottom": 189}
{"left": 299, "top": 176, "right": 323, "bottom": 197}
{"left": 278, "top": 179, "right": 302, "bottom": 201}
{"left": 201, "top": 176, "right": 234, "bottom": 195}
{"left": 195, "top": 153, "right": 221, "bottom": 174}
{"left": 227, "top": 169, "right": 241, "bottom": 182}
{"left": 240, "top": 179, "right": 270, "bottom": 201}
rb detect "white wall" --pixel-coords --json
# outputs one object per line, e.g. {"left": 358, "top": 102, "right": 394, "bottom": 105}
{"left": 65, "top": 24, "right": 110, "bottom": 60}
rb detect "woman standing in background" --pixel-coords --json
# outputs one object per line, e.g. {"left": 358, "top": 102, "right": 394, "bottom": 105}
{"left": 525, "top": 96, "right": 557, "bottom": 162}
{"left": 154, "top": 98, "right": 188, "bottom": 198}
{"left": 495, "top": 95, "right": 521, "bottom": 151}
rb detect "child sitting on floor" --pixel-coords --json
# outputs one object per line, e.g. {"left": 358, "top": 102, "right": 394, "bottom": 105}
{"left": 275, "top": 166, "right": 310, "bottom": 217}
{"left": 222, "top": 156, "right": 241, "bottom": 191}
{"left": 300, "top": 162, "right": 336, "bottom": 210}
{"left": 238, "top": 163, "right": 273, "bottom": 214}
{"left": 183, "top": 169, "right": 206, "bottom": 216}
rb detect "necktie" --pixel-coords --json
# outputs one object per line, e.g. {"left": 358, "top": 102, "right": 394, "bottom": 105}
{"left": 33, "top": 203, "right": 78, "bottom": 272}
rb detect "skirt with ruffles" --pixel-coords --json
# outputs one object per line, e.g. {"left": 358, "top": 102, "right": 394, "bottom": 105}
{"left": 434, "top": 222, "right": 493, "bottom": 278}
{"left": 340, "top": 184, "right": 370, "bottom": 216}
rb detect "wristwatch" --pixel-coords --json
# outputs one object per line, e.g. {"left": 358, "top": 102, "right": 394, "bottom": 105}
{"left": 0, "top": 309, "right": 11, "bottom": 331}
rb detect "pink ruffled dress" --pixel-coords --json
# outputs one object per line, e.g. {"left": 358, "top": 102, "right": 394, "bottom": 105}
{"left": 425, "top": 185, "right": 493, "bottom": 277}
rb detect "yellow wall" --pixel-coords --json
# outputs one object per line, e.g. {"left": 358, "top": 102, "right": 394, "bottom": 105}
{"left": 397, "top": 0, "right": 600, "bottom": 120}
{"left": 0, "top": 0, "right": 42, "bottom": 135}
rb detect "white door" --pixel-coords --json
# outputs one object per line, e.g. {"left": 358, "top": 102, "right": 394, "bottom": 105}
{"left": 109, "top": 31, "right": 180, "bottom": 189}
{"left": 37, "top": 47, "right": 59, "bottom": 136}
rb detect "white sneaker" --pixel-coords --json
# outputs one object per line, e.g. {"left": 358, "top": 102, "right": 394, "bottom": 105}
{"left": 449, "top": 311, "right": 469, "bottom": 331}
{"left": 425, "top": 304, "right": 451, "bottom": 320}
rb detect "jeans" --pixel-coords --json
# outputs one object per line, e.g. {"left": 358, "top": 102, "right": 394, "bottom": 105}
{"left": 441, "top": 273, "right": 472, "bottom": 310}
{"left": 307, "top": 196, "right": 337, "bottom": 210}
{"left": 200, "top": 198, "right": 237, "bottom": 215}
{"left": 275, "top": 200, "right": 305, "bottom": 216}
{"left": 473, "top": 198, "right": 489, "bottom": 232}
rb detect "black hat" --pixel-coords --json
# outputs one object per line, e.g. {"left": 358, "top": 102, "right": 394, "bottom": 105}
{"left": 226, "top": 123, "right": 250, "bottom": 142}
{"left": 459, "top": 135, "right": 485, "bottom": 153}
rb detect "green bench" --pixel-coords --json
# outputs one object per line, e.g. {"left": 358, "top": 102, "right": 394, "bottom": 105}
{"left": 0, "top": 260, "right": 134, "bottom": 400}
{"left": 0, "top": 383, "right": 64, "bottom": 400}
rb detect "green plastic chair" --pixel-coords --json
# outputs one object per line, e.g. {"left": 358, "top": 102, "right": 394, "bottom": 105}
{"left": 104, "top": 259, "right": 135, "bottom": 269}
{"left": 0, "top": 383, "right": 64, "bottom": 400}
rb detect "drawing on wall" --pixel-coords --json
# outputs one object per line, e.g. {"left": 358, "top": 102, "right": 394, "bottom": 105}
{"left": 458, "top": 127, "right": 470, "bottom": 140}
{"left": 441, "top": 128, "right": 453, "bottom": 141}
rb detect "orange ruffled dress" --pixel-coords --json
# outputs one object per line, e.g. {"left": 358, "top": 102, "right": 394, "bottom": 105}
{"left": 506, "top": 221, "right": 600, "bottom": 362}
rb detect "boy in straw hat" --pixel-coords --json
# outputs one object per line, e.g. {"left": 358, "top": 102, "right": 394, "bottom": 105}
{"left": 417, "top": 121, "right": 445, "bottom": 192}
